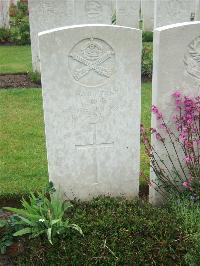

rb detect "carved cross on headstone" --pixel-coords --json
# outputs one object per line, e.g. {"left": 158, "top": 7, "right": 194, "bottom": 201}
{"left": 75, "top": 124, "right": 114, "bottom": 183}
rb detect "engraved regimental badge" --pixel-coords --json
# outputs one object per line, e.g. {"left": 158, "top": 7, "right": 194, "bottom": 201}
{"left": 184, "top": 36, "right": 200, "bottom": 81}
{"left": 69, "top": 37, "right": 115, "bottom": 87}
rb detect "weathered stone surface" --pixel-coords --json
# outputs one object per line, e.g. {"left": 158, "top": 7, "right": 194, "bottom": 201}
{"left": 142, "top": 0, "right": 154, "bottom": 31}
{"left": 195, "top": 0, "right": 200, "bottom": 20}
{"left": 116, "top": 0, "right": 140, "bottom": 28}
{"left": 150, "top": 21, "right": 200, "bottom": 204}
{"left": 0, "top": 0, "right": 10, "bottom": 28}
{"left": 0, "top": 0, "right": 19, "bottom": 29}
{"left": 28, "top": 0, "right": 114, "bottom": 72}
{"left": 39, "top": 25, "right": 141, "bottom": 200}
{"left": 28, "top": 0, "right": 74, "bottom": 72}
{"left": 74, "top": 0, "right": 113, "bottom": 24}
{"left": 154, "top": 0, "right": 196, "bottom": 28}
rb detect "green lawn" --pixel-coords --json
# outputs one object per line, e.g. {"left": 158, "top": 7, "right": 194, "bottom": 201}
{"left": 0, "top": 83, "right": 151, "bottom": 198}
{"left": 141, "top": 82, "right": 151, "bottom": 183}
{"left": 0, "top": 45, "right": 32, "bottom": 74}
{"left": 0, "top": 88, "right": 48, "bottom": 197}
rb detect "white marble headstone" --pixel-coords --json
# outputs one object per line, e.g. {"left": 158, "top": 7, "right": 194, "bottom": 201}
{"left": 116, "top": 0, "right": 140, "bottom": 28}
{"left": 150, "top": 21, "right": 200, "bottom": 205}
{"left": 0, "top": 0, "right": 10, "bottom": 28}
{"left": 195, "top": 0, "right": 200, "bottom": 20}
{"left": 142, "top": 0, "right": 154, "bottom": 31}
{"left": 154, "top": 0, "right": 196, "bottom": 28}
{"left": 28, "top": 0, "right": 114, "bottom": 72}
{"left": 28, "top": 0, "right": 75, "bottom": 72}
{"left": 39, "top": 25, "right": 141, "bottom": 200}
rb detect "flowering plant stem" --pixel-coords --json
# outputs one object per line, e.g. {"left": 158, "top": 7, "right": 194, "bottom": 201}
{"left": 141, "top": 92, "right": 200, "bottom": 199}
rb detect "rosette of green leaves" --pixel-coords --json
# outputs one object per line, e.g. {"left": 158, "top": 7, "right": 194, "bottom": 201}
{"left": 4, "top": 192, "right": 83, "bottom": 245}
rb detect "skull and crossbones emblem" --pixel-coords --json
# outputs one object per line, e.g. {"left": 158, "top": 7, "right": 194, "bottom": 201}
{"left": 69, "top": 37, "right": 115, "bottom": 87}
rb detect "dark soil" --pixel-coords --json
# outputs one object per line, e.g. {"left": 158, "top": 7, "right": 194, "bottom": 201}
{"left": 0, "top": 197, "right": 22, "bottom": 209}
{"left": 142, "top": 76, "right": 152, "bottom": 83}
{"left": 139, "top": 184, "right": 149, "bottom": 200}
{"left": 0, "top": 74, "right": 151, "bottom": 89}
{"left": 0, "top": 42, "right": 16, "bottom": 46}
{"left": 0, "top": 74, "right": 41, "bottom": 89}
{"left": 0, "top": 255, "right": 14, "bottom": 266}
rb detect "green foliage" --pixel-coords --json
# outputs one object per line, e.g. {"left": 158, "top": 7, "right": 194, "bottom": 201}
{"left": 142, "top": 31, "right": 153, "bottom": 42}
{"left": 169, "top": 196, "right": 200, "bottom": 234}
{"left": 0, "top": 214, "right": 19, "bottom": 254}
{"left": 184, "top": 235, "right": 200, "bottom": 266}
{"left": 142, "top": 42, "right": 153, "bottom": 79}
{"left": 13, "top": 197, "right": 189, "bottom": 265}
{"left": 168, "top": 196, "right": 200, "bottom": 265}
{"left": 0, "top": 28, "right": 11, "bottom": 43}
{"left": 112, "top": 11, "right": 116, "bottom": 24}
{"left": 0, "top": 219, "right": 7, "bottom": 228}
{"left": 0, "top": 1, "right": 30, "bottom": 45}
{"left": 9, "top": 2, "right": 30, "bottom": 45}
{"left": 0, "top": 233, "right": 13, "bottom": 254}
{"left": 10, "top": 16, "right": 30, "bottom": 45}
{"left": 16, "top": 1, "right": 29, "bottom": 15}
{"left": 28, "top": 71, "right": 41, "bottom": 85}
{"left": 4, "top": 188, "right": 83, "bottom": 245}
{"left": 191, "top": 177, "right": 200, "bottom": 199}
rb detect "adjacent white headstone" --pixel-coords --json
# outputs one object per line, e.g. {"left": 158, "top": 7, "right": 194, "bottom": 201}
{"left": 39, "top": 25, "right": 141, "bottom": 200}
{"left": 195, "top": 0, "right": 200, "bottom": 20}
{"left": 0, "top": 0, "right": 19, "bottom": 29}
{"left": 116, "top": 0, "right": 140, "bottom": 28}
{"left": 142, "top": 0, "right": 154, "bottom": 31}
{"left": 0, "top": 0, "right": 10, "bottom": 28}
{"left": 28, "top": 0, "right": 114, "bottom": 72}
{"left": 150, "top": 21, "right": 200, "bottom": 204}
{"left": 154, "top": 0, "right": 196, "bottom": 28}
{"left": 74, "top": 0, "right": 113, "bottom": 24}
{"left": 28, "top": 0, "right": 75, "bottom": 72}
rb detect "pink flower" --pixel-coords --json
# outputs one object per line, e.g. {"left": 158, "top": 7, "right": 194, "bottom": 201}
{"left": 182, "top": 127, "right": 188, "bottom": 133}
{"left": 172, "top": 91, "right": 181, "bottom": 98}
{"left": 172, "top": 115, "right": 178, "bottom": 121}
{"left": 151, "top": 105, "right": 159, "bottom": 114}
{"left": 150, "top": 128, "right": 157, "bottom": 134}
{"left": 160, "top": 122, "right": 168, "bottom": 130}
{"left": 184, "top": 156, "right": 192, "bottom": 164}
{"left": 179, "top": 133, "right": 187, "bottom": 142}
{"left": 156, "top": 112, "right": 163, "bottom": 120}
{"left": 149, "top": 181, "right": 156, "bottom": 188}
{"left": 184, "top": 141, "right": 193, "bottom": 149}
{"left": 196, "top": 139, "right": 200, "bottom": 145}
{"left": 175, "top": 99, "right": 182, "bottom": 107}
{"left": 151, "top": 105, "right": 163, "bottom": 120}
{"left": 182, "top": 181, "right": 189, "bottom": 188}
{"left": 156, "top": 133, "right": 163, "bottom": 141}
{"left": 182, "top": 178, "right": 193, "bottom": 191}
{"left": 188, "top": 177, "right": 193, "bottom": 182}
{"left": 140, "top": 124, "right": 145, "bottom": 134}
